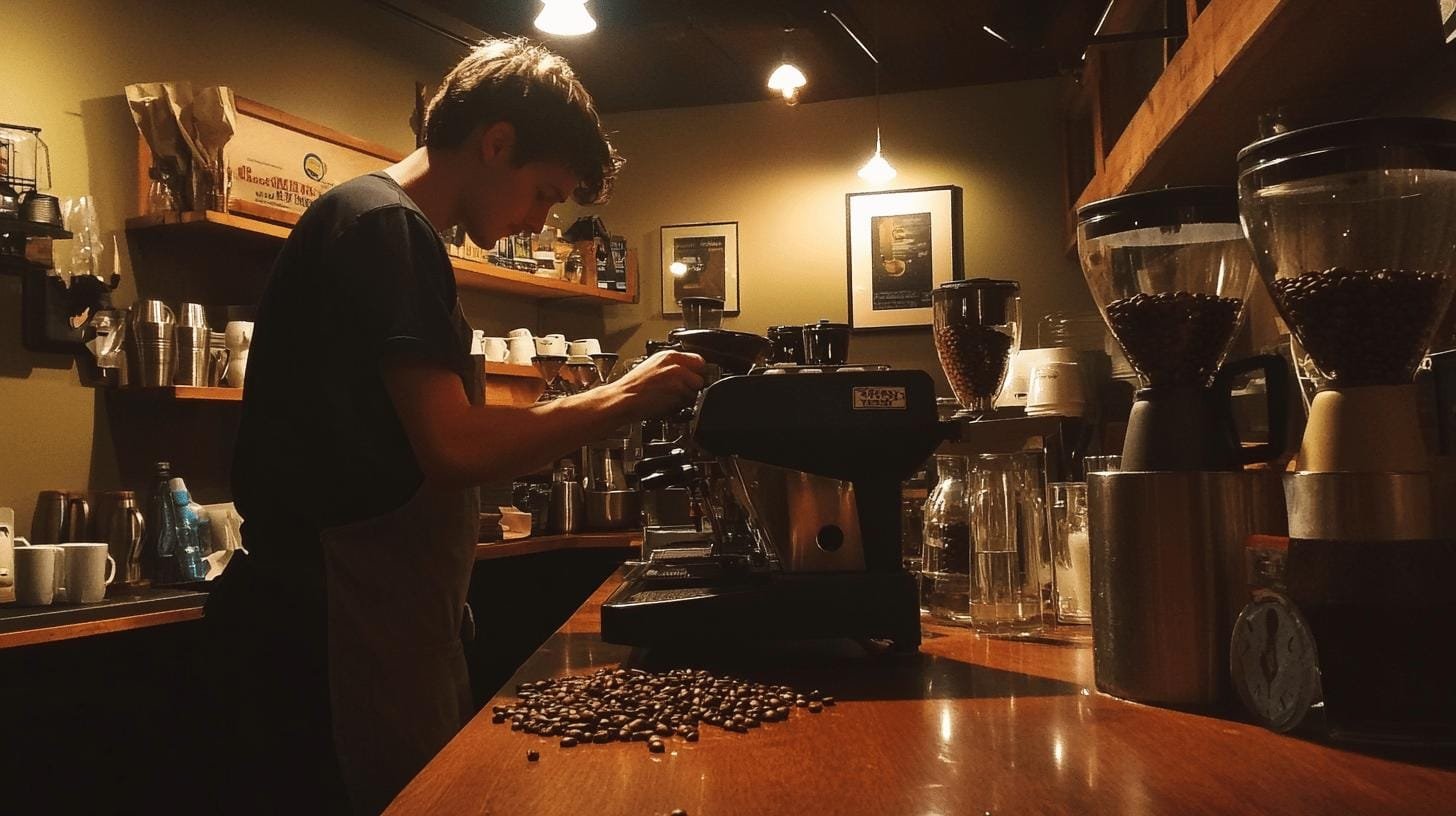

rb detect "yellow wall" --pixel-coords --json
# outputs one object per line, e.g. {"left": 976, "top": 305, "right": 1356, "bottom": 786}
{"left": 0, "top": 1, "right": 1089, "bottom": 536}
{"left": 0, "top": 0, "right": 479, "bottom": 534}
{"left": 545, "top": 78, "right": 1094, "bottom": 389}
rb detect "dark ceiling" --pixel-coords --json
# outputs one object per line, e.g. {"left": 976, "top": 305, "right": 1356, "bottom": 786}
{"left": 387, "top": 1, "right": 1111, "bottom": 113}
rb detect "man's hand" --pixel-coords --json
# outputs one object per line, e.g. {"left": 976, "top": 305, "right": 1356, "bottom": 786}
{"left": 603, "top": 351, "right": 707, "bottom": 419}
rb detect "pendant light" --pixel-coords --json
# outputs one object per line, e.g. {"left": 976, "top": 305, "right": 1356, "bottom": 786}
{"left": 828, "top": 9, "right": 896, "bottom": 183}
{"left": 766, "top": 27, "right": 807, "bottom": 105}
{"left": 535, "top": 0, "right": 596, "bottom": 36}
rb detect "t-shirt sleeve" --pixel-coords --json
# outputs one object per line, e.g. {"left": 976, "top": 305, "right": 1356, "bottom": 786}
{"left": 327, "top": 205, "right": 462, "bottom": 367}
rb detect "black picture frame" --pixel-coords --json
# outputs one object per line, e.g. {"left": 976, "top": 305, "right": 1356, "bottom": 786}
{"left": 660, "top": 221, "right": 741, "bottom": 316}
{"left": 845, "top": 185, "right": 964, "bottom": 330}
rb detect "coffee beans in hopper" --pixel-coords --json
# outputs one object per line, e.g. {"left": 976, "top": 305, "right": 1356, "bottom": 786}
{"left": 1105, "top": 292, "right": 1243, "bottom": 388}
{"left": 1270, "top": 267, "right": 1450, "bottom": 386}
{"left": 934, "top": 325, "right": 1014, "bottom": 407}
{"left": 491, "top": 668, "right": 815, "bottom": 750}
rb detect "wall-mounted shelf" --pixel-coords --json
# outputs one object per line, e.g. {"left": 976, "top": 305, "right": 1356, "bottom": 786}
{"left": 1068, "top": 0, "right": 1443, "bottom": 213}
{"left": 484, "top": 361, "right": 540, "bottom": 379}
{"left": 125, "top": 211, "right": 638, "bottom": 304}
{"left": 115, "top": 385, "right": 243, "bottom": 401}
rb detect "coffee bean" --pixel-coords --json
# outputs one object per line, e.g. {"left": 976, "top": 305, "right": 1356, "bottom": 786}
{"left": 1271, "top": 268, "right": 1449, "bottom": 385}
{"left": 526, "top": 750, "right": 539, "bottom": 762}
{"left": 822, "top": 696, "right": 836, "bottom": 706}
{"left": 492, "top": 713, "right": 507, "bottom": 724}
{"left": 808, "top": 701, "right": 824, "bottom": 713}
{"left": 1105, "top": 292, "right": 1243, "bottom": 387}
{"left": 671, "top": 810, "right": 688, "bottom": 816}
{"left": 560, "top": 736, "right": 578, "bottom": 748}
{"left": 934, "top": 324, "right": 1015, "bottom": 408}
{"left": 648, "top": 739, "right": 666, "bottom": 753}
{"left": 496, "top": 668, "right": 816, "bottom": 750}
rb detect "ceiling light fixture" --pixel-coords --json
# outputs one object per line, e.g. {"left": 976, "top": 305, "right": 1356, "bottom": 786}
{"left": 767, "top": 26, "right": 807, "bottom": 106}
{"left": 981, "top": 25, "right": 1012, "bottom": 46}
{"left": 767, "top": 63, "right": 807, "bottom": 105}
{"left": 827, "top": 9, "right": 896, "bottom": 184}
{"left": 534, "top": 0, "right": 596, "bottom": 36}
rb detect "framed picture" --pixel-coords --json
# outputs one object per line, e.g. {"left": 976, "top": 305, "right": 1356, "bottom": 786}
{"left": 845, "top": 185, "right": 963, "bottom": 329}
{"left": 660, "top": 221, "right": 740, "bottom": 316}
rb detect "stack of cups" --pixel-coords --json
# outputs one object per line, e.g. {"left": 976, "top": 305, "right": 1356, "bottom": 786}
{"left": 175, "top": 302, "right": 210, "bottom": 386}
{"left": 130, "top": 299, "right": 176, "bottom": 387}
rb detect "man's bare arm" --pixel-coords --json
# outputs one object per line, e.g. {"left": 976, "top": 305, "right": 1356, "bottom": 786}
{"left": 382, "top": 351, "right": 705, "bottom": 489}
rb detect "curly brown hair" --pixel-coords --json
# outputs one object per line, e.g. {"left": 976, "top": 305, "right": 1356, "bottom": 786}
{"left": 423, "top": 37, "right": 622, "bottom": 205}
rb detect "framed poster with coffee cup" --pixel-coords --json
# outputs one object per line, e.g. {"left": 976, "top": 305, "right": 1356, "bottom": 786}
{"left": 660, "top": 222, "right": 740, "bottom": 317}
{"left": 845, "top": 185, "right": 963, "bottom": 329}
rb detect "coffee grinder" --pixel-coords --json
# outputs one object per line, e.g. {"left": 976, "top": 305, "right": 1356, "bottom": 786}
{"left": 1233, "top": 117, "right": 1456, "bottom": 743}
{"left": 1077, "top": 186, "right": 1291, "bottom": 706}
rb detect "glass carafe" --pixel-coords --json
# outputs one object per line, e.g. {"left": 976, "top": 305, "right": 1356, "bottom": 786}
{"left": 969, "top": 451, "right": 1048, "bottom": 635}
{"left": 921, "top": 455, "right": 973, "bottom": 623}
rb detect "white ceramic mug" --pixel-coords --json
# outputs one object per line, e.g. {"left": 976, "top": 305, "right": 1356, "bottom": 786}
{"left": 568, "top": 338, "right": 602, "bottom": 356}
{"left": 1026, "top": 361, "right": 1086, "bottom": 417}
{"left": 224, "top": 320, "right": 254, "bottom": 355}
{"left": 13, "top": 538, "right": 64, "bottom": 607}
{"left": 506, "top": 336, "right": 536, "bottom": 366}
{"left": 534, "top": 336, "right": 567, "bottom": 356}
{"left": 507, "top": 327, "right": 533, "bottom": 339}
{"left": 57, "top": 543, "right": 116, "bottom": 604}
{"left": 482, "top": 337, "right": 508, "bottom": 362}
{"left": 470, "top": 329, "right": 485, "bottom": 356}
{"left": 225, "top": 352, "right": 248, "bottom": 388}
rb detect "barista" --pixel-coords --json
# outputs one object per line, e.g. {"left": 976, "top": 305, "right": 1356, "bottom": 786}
{"left": 205, "top": 38, "right": 705, "bottom": 815}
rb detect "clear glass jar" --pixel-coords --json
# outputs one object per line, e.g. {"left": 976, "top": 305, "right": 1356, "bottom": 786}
{"left": 931, "top": 279, "right": 1021, "bottom": 418}
{"left": 969, "top": 451, "right": 1049, "bottom": 635}
{"left": 921, "top": 455, "right": 973, "bottom": 623}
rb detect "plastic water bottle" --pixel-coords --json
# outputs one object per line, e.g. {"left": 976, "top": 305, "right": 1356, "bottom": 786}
{"left": 169, "top": 477, "right": 207, "bottom": 582}
{"left": 146, "top": 461, "right": 176, "bottom": 583}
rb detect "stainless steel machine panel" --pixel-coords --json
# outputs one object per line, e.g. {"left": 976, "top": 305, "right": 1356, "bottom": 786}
{"left": 727, "top": 457, "right": 864, "bottom": 572}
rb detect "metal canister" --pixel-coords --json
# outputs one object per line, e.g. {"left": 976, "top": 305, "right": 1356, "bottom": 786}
{"left": 1088, "top": 470, "right": 1286, "bottom": 707}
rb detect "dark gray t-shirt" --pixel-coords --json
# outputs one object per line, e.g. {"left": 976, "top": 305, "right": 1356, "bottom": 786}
{"left": 232, "top": 172, "right": 475, "bottom": 559}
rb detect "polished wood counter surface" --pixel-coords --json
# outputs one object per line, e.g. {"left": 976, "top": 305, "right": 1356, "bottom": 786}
{"left": 388, "top": 574, "right": 1456, "bottom": 816}
{"left": 474, "top": 532, "right": 640, "bottom": 561}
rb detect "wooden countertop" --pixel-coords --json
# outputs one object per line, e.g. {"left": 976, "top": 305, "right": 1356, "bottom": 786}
{"left": 474, "top": 532, "right": 640, "bottom": 561}
{"left": 387, "top": 572, "right": 1456, "bottom": 816}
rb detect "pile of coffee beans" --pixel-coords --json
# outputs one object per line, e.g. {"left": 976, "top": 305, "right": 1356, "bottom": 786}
{"left": 1105, "top": 292, "right": 1243, "bottom": 387}
{"left": 934, "top": 324, "right": 1014, "bottom": 408}
{"left": 1270, "top": 267, "right": 1450, "bottom": 386}
{"left": 491, "top": 668, "right": 830, "bottom": 751}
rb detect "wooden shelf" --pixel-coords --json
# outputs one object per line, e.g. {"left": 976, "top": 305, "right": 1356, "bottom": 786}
{"left": 114, "top": 385, "right": 243, "bottom": 402}
{"left": 1072, "top": 0, "right": 1444, "bottom": 209}
{"left": 125, "top": 211, "right": 638, "bottom": 304}
{"left": 484, "top": 361, "right": 540, "bottom": 379}
{"left": 452, "top": 255, "right": 634, "bottom": 302}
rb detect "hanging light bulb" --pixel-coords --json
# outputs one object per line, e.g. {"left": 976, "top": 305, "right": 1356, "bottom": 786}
{"left": 767, "top": 63, "right": 807, "bottom": 106}
{"left": 535, "top": 0, "right": 596, "bottom": 36}
{"left": 669, "top": 261, "right": 688, "bottom": 277}
{"left": 858, "top": 129, "right": 897, "bottom": 184}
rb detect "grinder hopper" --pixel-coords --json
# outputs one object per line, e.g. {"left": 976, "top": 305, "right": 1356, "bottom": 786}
{"left": 1077, "top": 186, "right": 1288, "bottom": 471}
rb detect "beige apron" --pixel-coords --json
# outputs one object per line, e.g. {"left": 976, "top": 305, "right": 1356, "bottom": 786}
{"left": 321, "top": 481, "right": 480, "bottom": 815}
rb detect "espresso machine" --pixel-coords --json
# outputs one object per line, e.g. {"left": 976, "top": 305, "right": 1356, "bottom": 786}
{"left": 1230, "top": 117, "right": 1456, "bottom": 743}
{"left": 601, "top": 366, "right": 946, "bottom": 650}
{"left": 1077, "top": 186, "right": 1291, "bottom": 707}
